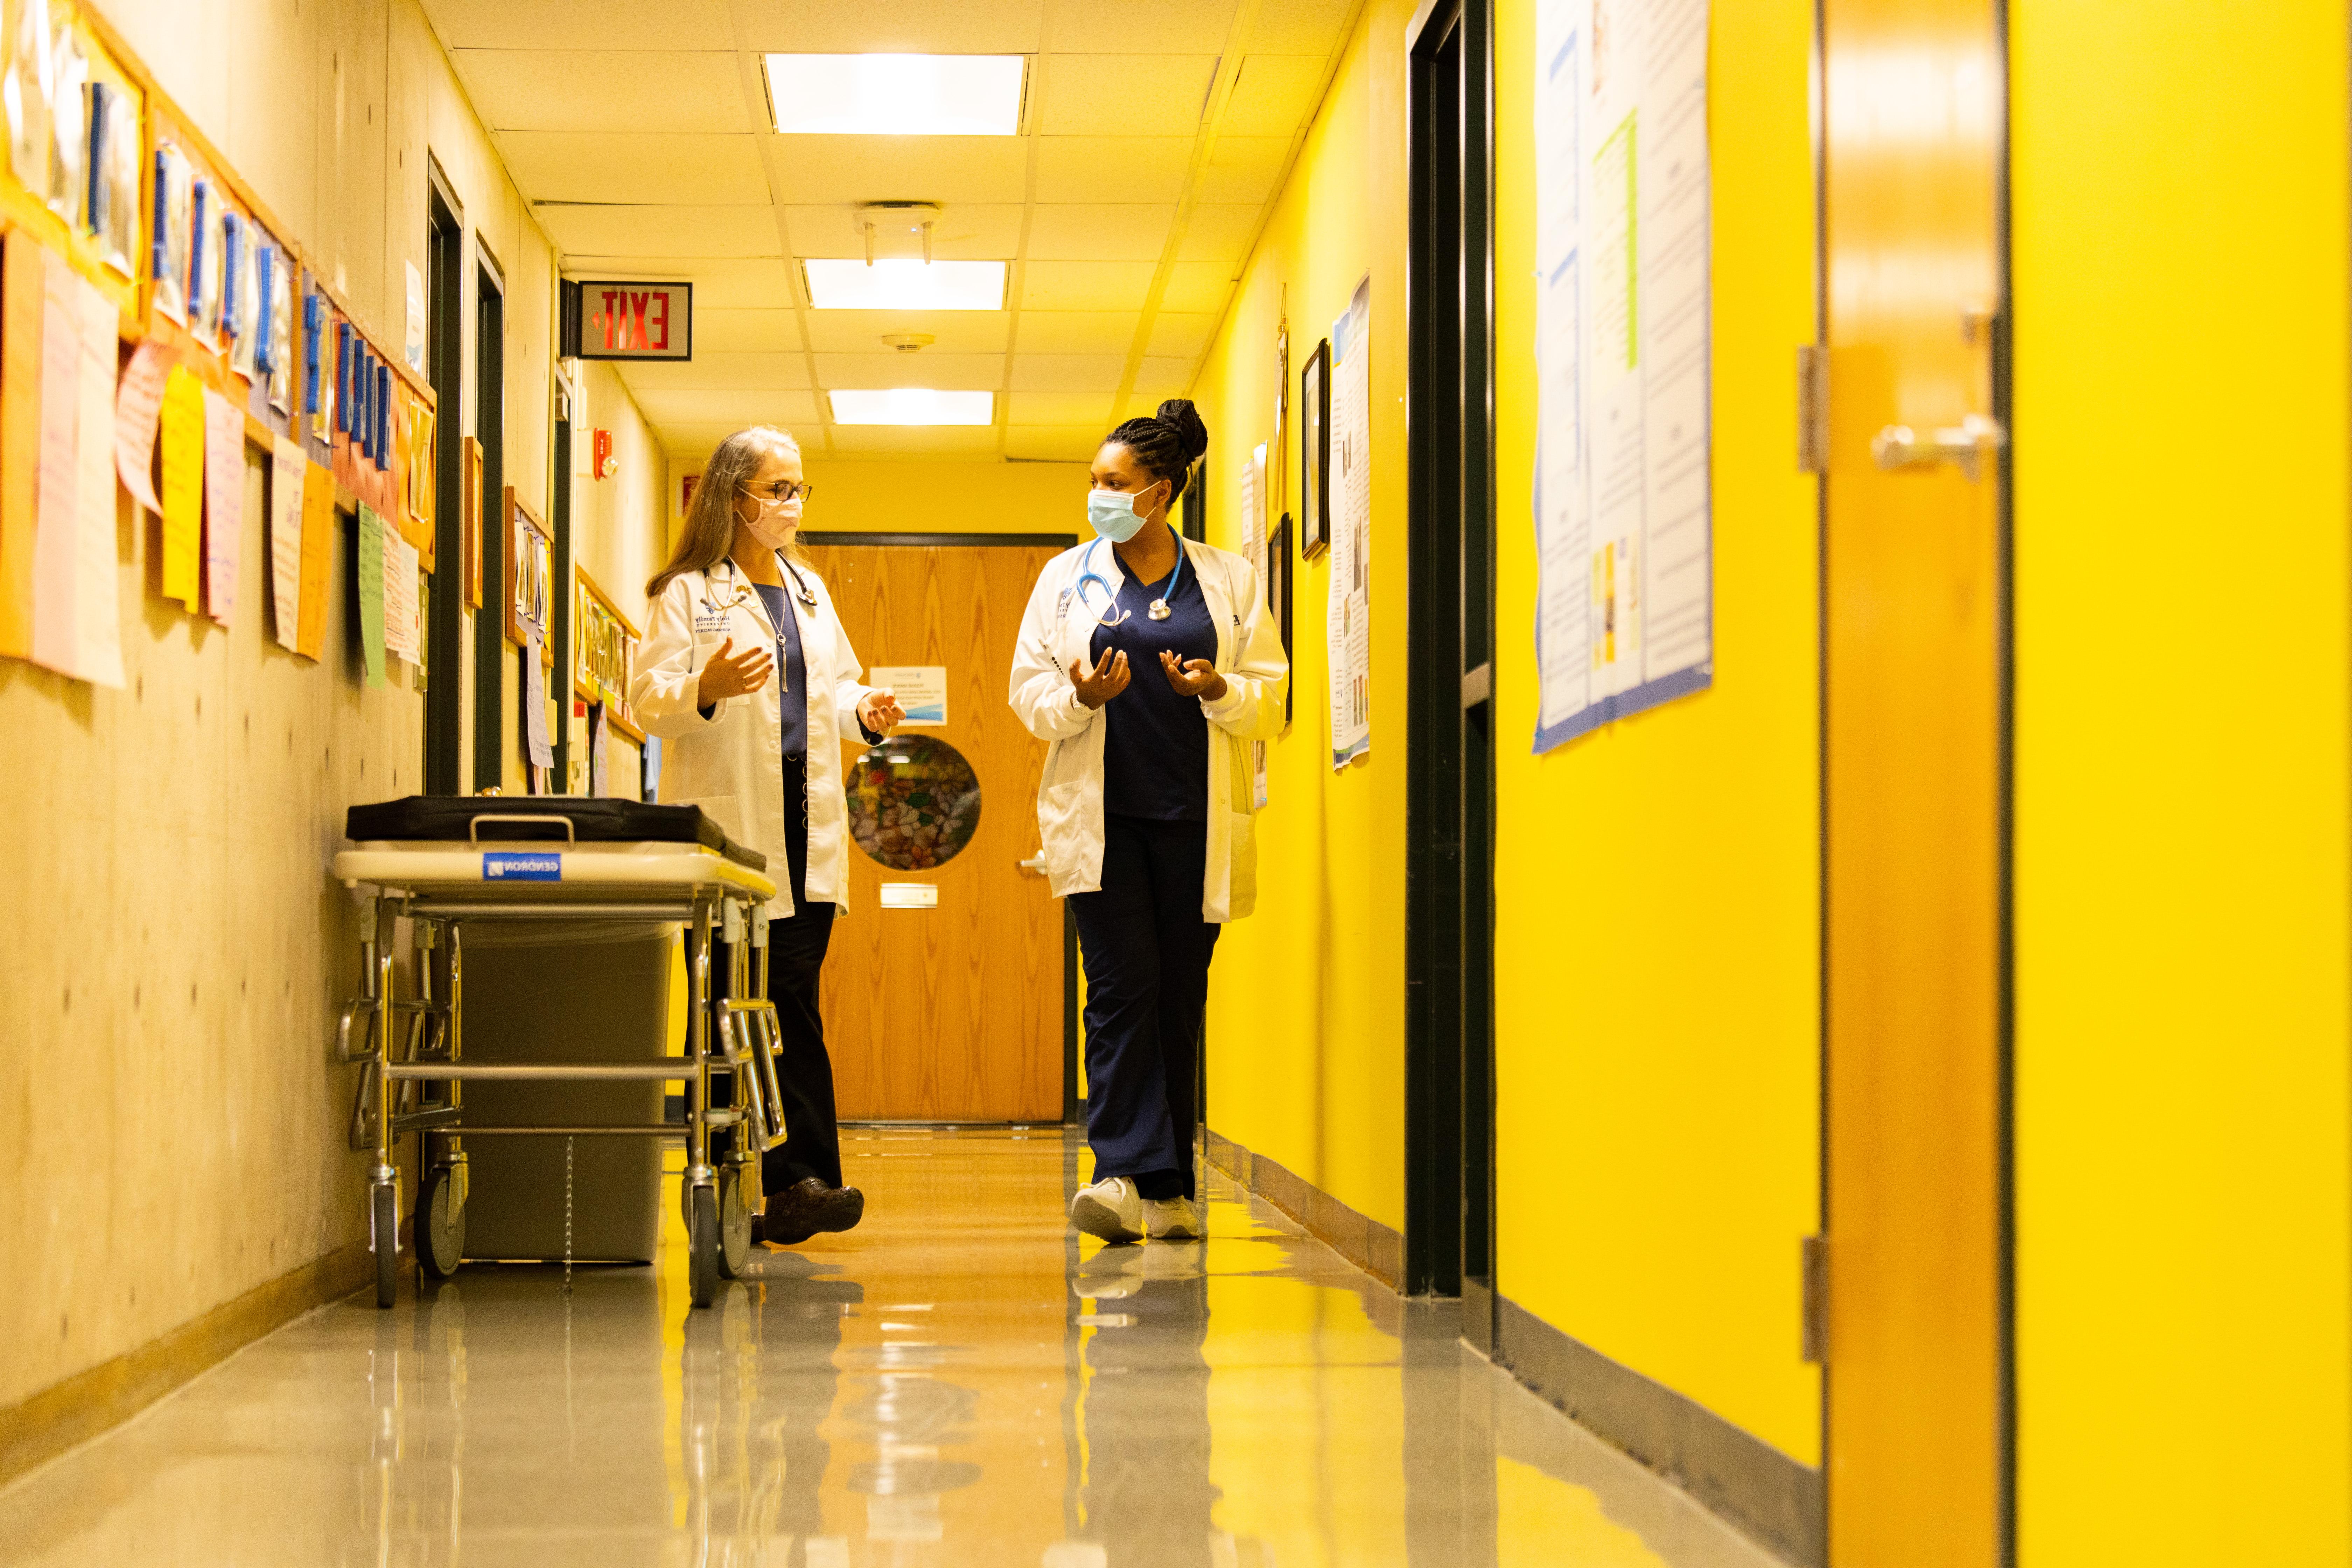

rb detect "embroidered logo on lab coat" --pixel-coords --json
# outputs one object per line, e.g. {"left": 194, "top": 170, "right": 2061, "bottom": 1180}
{"left": 693, "top": 599, "right": 733, "bottom": 635}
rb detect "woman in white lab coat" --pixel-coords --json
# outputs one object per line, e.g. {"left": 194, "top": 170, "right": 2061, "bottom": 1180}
{"left": 1008, "top": 400, "right": 1289, "bottom": 1245}
{"left": 632, "top": 425, "right": 905, "bottom": 1245}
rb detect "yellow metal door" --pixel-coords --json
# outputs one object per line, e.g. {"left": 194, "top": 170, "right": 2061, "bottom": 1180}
{"left": 809, "top": 541, "right": 1066, "bottom": 1122}
{"left": 1820, "top": 0, "right": 2006, "bottom": 1561}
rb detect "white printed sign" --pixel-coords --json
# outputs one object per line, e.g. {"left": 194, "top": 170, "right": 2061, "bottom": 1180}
{"left": 870, "top": 665, "right": 947, "bottom": 726}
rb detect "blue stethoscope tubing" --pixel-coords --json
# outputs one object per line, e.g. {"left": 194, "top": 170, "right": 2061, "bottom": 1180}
{"left": 1072, "top": 533, "right": 1187, "bottom": 629}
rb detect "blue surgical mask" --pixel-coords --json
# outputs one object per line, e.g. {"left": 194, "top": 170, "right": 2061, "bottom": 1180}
{"left": 1086, "top": 486, "right": 1157, "bottom": 543}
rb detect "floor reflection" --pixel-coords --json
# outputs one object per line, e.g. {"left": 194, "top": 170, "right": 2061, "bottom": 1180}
{"left": 0, "top": 1129, "right": 1786, "bottom": 1568}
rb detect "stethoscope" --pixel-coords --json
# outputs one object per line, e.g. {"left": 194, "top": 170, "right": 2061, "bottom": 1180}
{"left": 1071, "top": 532, "right": 1189, "bottom": 628}
{"left": 707, "top": 552, "right": 818, "bottom": 616}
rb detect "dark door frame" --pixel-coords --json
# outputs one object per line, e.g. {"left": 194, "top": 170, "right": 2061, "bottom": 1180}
{"left": 798, "top": 529, "right": 1084, "bottom": 1125}
{"left": 471, "top": 253, "right": 505, "bottom": 792}
{"left": 551, "top": 385, "right": 573, "bottom": 790}
{"left": 1403, "top": 0, "right": 1497, "bottom": 1322}
{"left": 422, "top": 162, "right": 464, "bottom": 794}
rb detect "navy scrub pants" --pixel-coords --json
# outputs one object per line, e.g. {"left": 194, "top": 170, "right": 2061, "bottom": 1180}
{"left": 1070, "top": 814, "right": 1221, "bottom": 1202}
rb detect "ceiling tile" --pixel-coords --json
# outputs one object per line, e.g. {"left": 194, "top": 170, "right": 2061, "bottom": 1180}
{"left": 1198, "top": 135, "right": 1291, "bottom": 204}
{"left": 1015, "top": 310, "right": 1142, "bottom": 353}
{"left": 1009, "top": 354, "right": 1126, "bottom": 391}
{"left": 1035, "top": 137, "right": 1193, "bottom": 203}
{"left": 1038, "top": 55, "right": 1218, "bottom": 137}
{"left": 736, "top": 0, "right": 1046, "bottom": 53}
{"left": 659, "top": 421, "right": 818, "bottom": 455}
{"left": 1020, "top": 260, "right": 1159, "bottom": 311}
{"left": 1160, "top": 260, "right": 1238, "bottom": 313}
{"left": 1175, "top": 203, "right": 1260, "bottom": 264}
{"left": 784, "top": 204, "right": 1024, "bottom": 260}
{"left": 1145, "top": 312, "right": 1218, "bottom": 359}
{"left": 619, "top": 352, "right": 812, "bottom": 392}
{"left": 540, "top": 205, "right": 783, "bottom": 258}
{"left": 803, "top": 310, "right": 1012, "bottom": 354}
{"left": 767, "top": 136, "right": 1033, "bottom": 205}
{"left": 1025, "top": 204, "right": 1175, "bottom": 262}
{"left": 1005, "top": 424, "right": 1109, "bottom": 461}
{"left": 1131, "top": 356, "right": 1196, "bottom": 396}
{"left": 825, "top": 425, "right": 1004, "bottom": 455}
{"left": 694, "top": 308, "right": 804, "bottom": 352}
{"left": 1249, "top": 0, "right": 1357, "bottom": 54}
{"left": 1007, "top": 391, "right": 1115, "bottom": 425}
{"left": 635, "top": 389, "right": 822, "bottom": 425}
{"left": 497, "top": 132, "right": 770, "bottom": 205}
{"left": 451, "top": 50, "right": 749, "bottom": 133}
{"left": 421, "top": 0, "right": 736, "bottom": 50}
{"left": 563, "top": 258, "right": 798, "bottom": 308}
{"left": 1221, "top": 55, "right": 1326, "bottom": 136}
{"left": 812, "top": 352, "right": 1005, "bottom": 390}
{"left": 1044, "top": 0, "right": 1238, "bottom": 54}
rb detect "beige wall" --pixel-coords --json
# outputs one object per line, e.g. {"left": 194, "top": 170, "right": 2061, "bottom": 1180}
{"left": 0, "top": 0, "right": 679, "bottom": 1418}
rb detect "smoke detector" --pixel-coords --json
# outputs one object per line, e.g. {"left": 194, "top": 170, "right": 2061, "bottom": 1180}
{"left": 882, "top": 333, "right": 936, "bottom": 353}
{"left": 854, "top": 201, "right": 944, "bottom": 266}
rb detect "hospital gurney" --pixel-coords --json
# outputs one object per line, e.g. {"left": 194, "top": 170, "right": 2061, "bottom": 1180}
{"left": 331, "top": 797, "right": 786, "bottom": 1310}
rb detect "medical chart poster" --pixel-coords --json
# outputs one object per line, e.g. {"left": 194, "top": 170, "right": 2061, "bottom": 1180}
{"left": 1327, "top": 276, "right": 1372, "bottom": 769}
{"left": 1531, "top": 0, "right": 1713, "bottom": 752}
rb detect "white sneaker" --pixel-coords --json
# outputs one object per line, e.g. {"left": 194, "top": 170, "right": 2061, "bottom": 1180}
{"left": 1144, "top": 1197, "right": 1201, "bottom": 1241}
{"left": 1070, "top": 1176, "right": 1145, "bottom": 1243}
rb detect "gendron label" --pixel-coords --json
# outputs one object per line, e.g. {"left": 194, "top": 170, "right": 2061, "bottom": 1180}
{"left": 483, "top": 852, "right": 561, "bottom": 881}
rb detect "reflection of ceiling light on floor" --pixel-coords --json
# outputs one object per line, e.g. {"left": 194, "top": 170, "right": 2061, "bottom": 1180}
{"left": 803, "top": 259, "right": 1006, "bottom": 311}
{"left": 765, "top": 54, "right": 1026, "bottom": 136}
{"left": 829, "top": 389, "right": 994, "bottom": 426}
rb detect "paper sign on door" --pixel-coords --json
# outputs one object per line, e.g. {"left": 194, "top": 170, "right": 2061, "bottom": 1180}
{"left": 869, "top": 665, "right": 947, "bottom": 726}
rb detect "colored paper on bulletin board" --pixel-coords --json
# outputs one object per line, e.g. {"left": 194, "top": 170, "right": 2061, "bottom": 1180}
{"left": 111, "top": 337, "right": 170, "bottom": 515}
{"left": 156, "top": 365, "right": 204, "bottom": 610}
{"left": 356, "top": 501, "right": 385, "bottom": 685}
{"left": 296, "top": 458, "right": 332, "bottom": 660}
{"left": 384, "top": 526, "right": 418, "bottom": 664}
{"left": 524, "top": 629, "right": 552, "bottom": 767}
{"left": 269, "top": 436, "right": 303, "bottom": 650}
{"left": 71, "top": 273, "right": 122, "bottom": 687}
{"left": 0, "top": 233, "right": 43, "bottom": 658}
{"left": 201, "top": 387, "right": 243, "bottom": 625}
{"left": 29, "top": 250, "right": 124, "bottom": 687}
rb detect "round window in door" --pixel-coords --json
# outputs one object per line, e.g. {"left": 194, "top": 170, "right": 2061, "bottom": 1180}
{"left": 847, "top": 735, "right": 982, "bottom": 871}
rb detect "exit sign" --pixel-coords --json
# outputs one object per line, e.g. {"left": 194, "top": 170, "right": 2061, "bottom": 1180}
{"left": 561, "top": 279, "right": 693, "bottom": 360}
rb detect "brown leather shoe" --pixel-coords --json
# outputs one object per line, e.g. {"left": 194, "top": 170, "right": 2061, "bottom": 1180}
{"left": 754, "top": 1178, "right": 866, "bottom": 1247}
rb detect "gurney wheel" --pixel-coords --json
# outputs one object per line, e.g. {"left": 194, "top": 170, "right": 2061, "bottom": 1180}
{"left": 418, "top": 1165, "right": 465, "bottom": 1280}
{"left": 688, "top": 1185, "right": 719, "bottom": 1309}
{"left": 371, "top": 1184, "right": 398, "bottom": 1309}
{"left": 716, "top": 1165, "right": 752, "bottom": 1280}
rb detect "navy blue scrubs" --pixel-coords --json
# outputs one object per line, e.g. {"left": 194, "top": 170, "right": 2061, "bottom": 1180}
{"left": 1072, "top": 545, "right": 1222, "bottom": 1202}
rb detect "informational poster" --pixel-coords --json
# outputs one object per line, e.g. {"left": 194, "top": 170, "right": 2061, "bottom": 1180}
{"left": 356, "top": 502, "right": 385, "bottom": 686}
{"left": 268, "top": 437, "right": 303, "bottom": 650}
{"left": 29, "top": 252, "right": 124, "bottom": 687}
{"left": 869, "top": 665, "right": 946, "bottom": 726}
{"left": 201, "top": 387, "right": 243, "bottom": 626}
{"left": 1326, "top": 277, "right": 1372, "bottom": 768}
{"left": 1531, "top": 0, "right": 1713, "bottom": 751}
{"left": 523, "top": 631, "right": 553, "bottom": 767}
{"left": 384, "top": 527, "right": 419, "bottom": 665}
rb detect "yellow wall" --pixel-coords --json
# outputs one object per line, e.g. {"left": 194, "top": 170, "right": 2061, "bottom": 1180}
{"left": 661, "top": 456, "right": 1093, "bottom": 556}
{"left": 2010, "top": 1, "right": 2352, "bottom": 1559}
{"left": 1193, "top": 0, "right": 1413, "bottom": 1238}
{"left": 1195, "top": 0, "right": 1822, "bottom": 1463}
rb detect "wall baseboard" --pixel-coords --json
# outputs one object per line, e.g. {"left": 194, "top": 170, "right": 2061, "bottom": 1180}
{"left": 1202, "top": 1127, "right": 1403, "bottom": 1287}
{"left": 0, "top": 1239, "right": 371, "bottom": 1492}
{"left": 1495, "top": 1295, "right": 1826, "bottom": 1567}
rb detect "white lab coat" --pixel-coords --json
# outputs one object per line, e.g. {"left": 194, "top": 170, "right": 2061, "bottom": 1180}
{"left": 630, "top": 556, "right": 876, "bottom": 919}
{"left": 1008, "top": 533, "right": 1290, "bottom": 922}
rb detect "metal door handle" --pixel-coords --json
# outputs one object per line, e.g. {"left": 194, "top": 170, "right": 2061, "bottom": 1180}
{"left": 1871, "top": 413, "right": 2005, "bottom": 481}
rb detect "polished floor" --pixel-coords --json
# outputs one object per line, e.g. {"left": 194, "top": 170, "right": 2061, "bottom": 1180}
{"left": 0, "top": 1130, "right": 1785, "bottom": 1567}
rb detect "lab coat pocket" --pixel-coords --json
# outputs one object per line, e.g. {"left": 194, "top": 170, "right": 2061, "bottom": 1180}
{"left": 673, "top": 794, "right": 745, "bottom": 845}
{"left": 1038, "top": 778, "right": 1087, "bottom": 863}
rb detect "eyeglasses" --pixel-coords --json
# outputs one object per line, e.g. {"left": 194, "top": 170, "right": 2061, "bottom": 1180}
{"left": 741, "top": 479, "right": 816, "bottom": 503}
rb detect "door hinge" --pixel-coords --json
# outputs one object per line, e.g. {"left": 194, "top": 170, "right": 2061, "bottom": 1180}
{"left": 1796, "top": 344, "right": 1828, "bottom": 474}
{"left": 1801, "top": 1233, "right": 1829, "bottom": 1364}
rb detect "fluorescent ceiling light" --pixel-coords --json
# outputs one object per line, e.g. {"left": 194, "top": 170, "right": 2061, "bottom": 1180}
{"left": 765, "top": 54, "right": 1026, "bottom": 136}
{"left": 829, "top": 389, "right": 995, "bottom": 426}
{"left": 803, "top": 258, "right": 1006, "bottom": 311}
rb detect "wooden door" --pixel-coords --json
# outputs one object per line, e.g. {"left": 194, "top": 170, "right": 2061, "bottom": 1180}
{"left": 808, "top": 539, "right": 1066, "bottom": 1121}
{"left": 1820, "top": 0, "right": 2007, "bottom": 1561}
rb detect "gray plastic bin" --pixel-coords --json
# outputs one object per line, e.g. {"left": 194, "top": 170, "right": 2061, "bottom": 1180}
{"left": 453, "top": 920, "right": 676, "bottom": 1264}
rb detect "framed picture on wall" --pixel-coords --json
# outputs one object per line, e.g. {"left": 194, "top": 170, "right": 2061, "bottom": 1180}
{"left": 503, "top": 485, "right": 553, "bottom": 665}
{"left": 461, "top": 436, "right": 484, "bottom": 607}
{"left": 1268, "top": 512, "right": 1294, "bottom": 729}
{"left": 1301, "top": 338, "right": 1330, "bottom": 558}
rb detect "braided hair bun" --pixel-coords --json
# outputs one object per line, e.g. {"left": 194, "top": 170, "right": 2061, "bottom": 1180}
{"left": 1104, "top": 398, "right": 1210, "bottom": 502}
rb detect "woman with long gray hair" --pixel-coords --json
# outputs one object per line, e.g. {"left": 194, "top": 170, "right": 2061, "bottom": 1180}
{"left": 631, "top": 426, "right": 905, "bottom": 1246}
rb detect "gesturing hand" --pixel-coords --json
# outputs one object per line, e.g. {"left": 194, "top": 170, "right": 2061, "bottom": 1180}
{"left": 1070, "top": 650, "right": 1131, "bottom": 710}
{"left": 696, "top": 636, "right": 774, "bottom": 706}
{"left": 1160, "top": 652, "right": 1228, "bottom": 703}
{"left": 859, "top": 688, "right": 906, "bottom": 735}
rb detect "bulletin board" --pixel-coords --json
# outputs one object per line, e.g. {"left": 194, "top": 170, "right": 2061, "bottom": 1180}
{"left": 504, "top": 485, "right": 552, "bottom": 666}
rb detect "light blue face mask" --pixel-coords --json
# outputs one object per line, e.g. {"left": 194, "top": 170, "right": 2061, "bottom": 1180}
{"left": 1086, "top": 484, "right": 1162, "bottom": 543}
